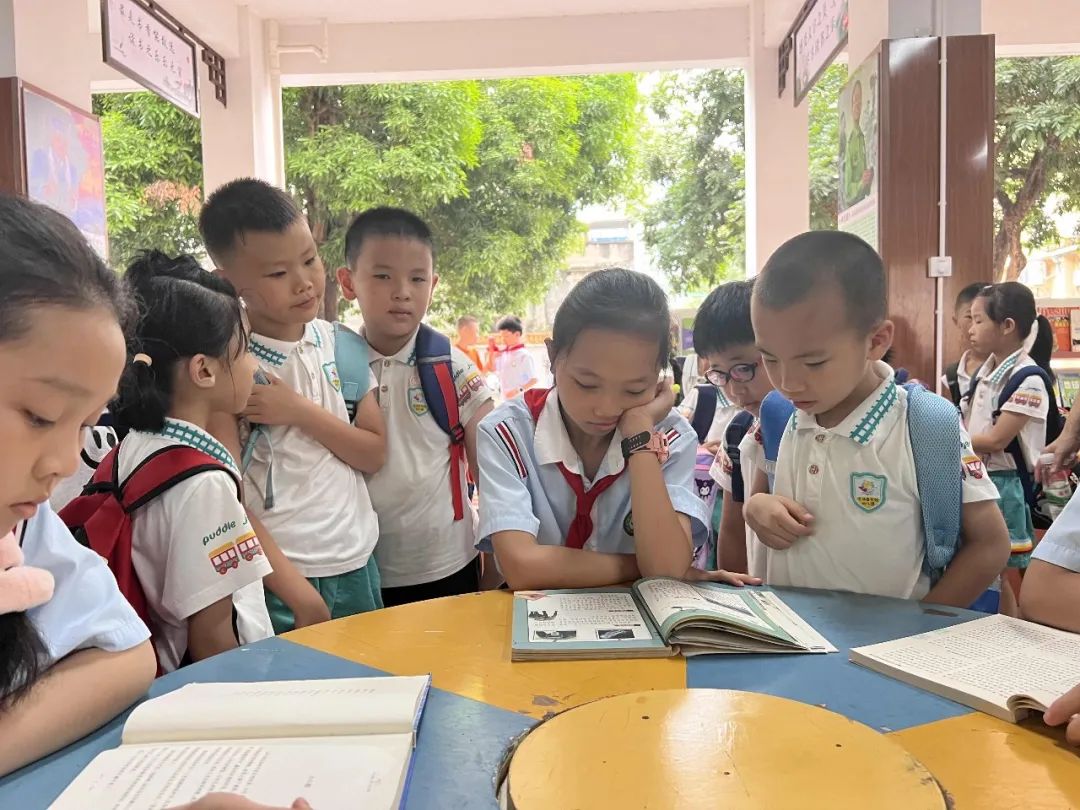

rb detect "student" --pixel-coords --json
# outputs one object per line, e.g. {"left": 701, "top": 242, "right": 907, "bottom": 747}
{"left": 963, "top": 283, "right": 1054, "bottom": 572}
{"left": 1020, "top": 487, "right": 1080, "bottom": 633}
{"left": 943, "top": 281, "right": 991, "bottom": 405}
{"left": 493, "top": 315, "right": 537, "bottom": 399}
{"left": 336, "top": 208, "right": 494, "bottom": 605}
{"left": 199, "top": 179, "right": 385, "bottom": 632}
{"left": 476, "top": 267, "right": 759, "bottom": 591}
{"left": 455, "top": 315, "right": 491, "bottom": 374}
{"left": 0, "top": 195, "right": 155, "bottom": 777}
{"left": 107, "top": 251, "right": 275, "bottom": 672}
{"left": 693, "top": 280, "right": 777, "bottom": 577}
{"left": 745, "top": 231, "right": 1009, "bottom": 607}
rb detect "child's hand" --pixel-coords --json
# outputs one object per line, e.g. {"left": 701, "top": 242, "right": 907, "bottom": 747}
{"left": 1044, "top": 682, "right": 1080, "bottom": 747}
{"left": 744, "top": 493, "right": 814, "bottom": 549}
{"left": 683, "top": 566, "right": 762, "bottom": 587}
{"left": 619, "top": 380, "right": 676, "bottom": 435}
{"left": 242, "top": 372, "right": 311, "bottom": 427}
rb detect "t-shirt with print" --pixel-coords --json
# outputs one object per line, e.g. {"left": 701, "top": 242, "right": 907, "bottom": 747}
{"left": 710, "top": 417, "right": 767, "bottom": 578}
{"left": 769, "top": 362, "right": 1000, "bottom": 600}
{"left": 119, "top": 419, "right": 273, "bottom": 673}
{"left": 366, "top": 330, "right": 494, "bottom": 588}
{"left": 244, "top": 319, "right": 380, "bottom": 577}
{"left": 1032, "top": 488, "right": 1080, "bottom": 573}
{"left": 496, "top": 346, "right": 537, "bottom": 398}
{"left": 964, "top": 350, "right": 1049, "bottom": 473}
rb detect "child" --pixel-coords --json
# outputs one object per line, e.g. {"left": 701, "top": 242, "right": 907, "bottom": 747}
{"left": 476, "top": 267, "right": 759, "bottom": 591}
{"left": 964, "top": 283, "right": 1056, "bottom": 572}
{"left": 0, "top": 195, "right": 155, "bottom": 776}
{"left": 109, "top": 251, "right": 274, "bottom": 672}
{"left": 1020, "top": 488, "right": 1080, "bottom": 633}
{"left": 199, "top": 179, "right": 385, "bottom": 632}
{"left": 693, "top": 280, "right": 778, "bottom": 578}
{"left": 943, "top": 281, "right": 991, "bottom": 404}
{"left": 493, "top": 315, "right": 538, "bottom": 399}
{"left": 745, "top": 231, "right": 1009, "bottom": 607}
{"left": 336, "top": 208, "right": 494, "bottom": 605}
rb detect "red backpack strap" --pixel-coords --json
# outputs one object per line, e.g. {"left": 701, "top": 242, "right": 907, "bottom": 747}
{"left": 415, "top": 325, "right": 467, "bottom": 521}
{"left": 118, "top": 445, "right": 241, "bottom": 513}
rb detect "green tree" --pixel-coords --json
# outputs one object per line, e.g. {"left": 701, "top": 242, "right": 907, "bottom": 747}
{"left": 93, "top": 92, "right": 203, "bottom": 269}
{"left": 994, "top": 56, "right": 1080, "bottom": 280}
{"left": 807, "top": 63, "right": 846, "bottom": 231}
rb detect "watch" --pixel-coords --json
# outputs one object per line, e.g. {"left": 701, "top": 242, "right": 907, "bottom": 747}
{"left": 622, "top": 430, "right": 671, "bottom": 464}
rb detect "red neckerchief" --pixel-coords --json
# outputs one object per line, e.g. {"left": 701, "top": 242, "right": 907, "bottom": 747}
{"left": 524, "top": 388, "right": 624, "bottom": 549}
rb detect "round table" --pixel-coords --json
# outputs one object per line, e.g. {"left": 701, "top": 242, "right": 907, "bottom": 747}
{"left": 285, "top": 588, "right": 1080, "bottom": 810}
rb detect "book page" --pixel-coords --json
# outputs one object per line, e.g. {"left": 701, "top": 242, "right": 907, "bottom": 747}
{"left": 749, "top": 591, "right": 837, "bottom": 653}
{"left": 851, "top": 615, "right": 1080, "bottom": 712}
{"left": 122, "top": 676, "right": 429, "bottom": 745}
{"left": 518, "top": 591, "right": 657, "bottom": 643}
{"left": 49, "top": 734, "right": 414, "bottom": 810}
{"left": 634, "top": 578, "right": 778, "bottom": 636}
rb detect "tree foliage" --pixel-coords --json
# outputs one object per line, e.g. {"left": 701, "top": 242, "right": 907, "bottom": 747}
{"left": 93, "top": 92, "right": 203, "bottom": 270}
{"left": 807, "top": 64, "right": 846, "bottom": 231}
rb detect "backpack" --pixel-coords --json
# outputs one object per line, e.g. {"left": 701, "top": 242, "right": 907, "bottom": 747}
{"left": 723, "top": 410, "right": 757, "bottom": 504}
{"left": 690, "top": 384, "right": 719, "bottom": 444}
{"left": 242, "top": 322, "right": 467, "bottom": 520}
{"left": 58, "top": 444, "right": 241, "bottom": 668}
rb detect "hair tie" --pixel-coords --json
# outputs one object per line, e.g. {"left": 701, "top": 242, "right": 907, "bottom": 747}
{"left": 132, "top": 353, "right": 152, "bottom": 367}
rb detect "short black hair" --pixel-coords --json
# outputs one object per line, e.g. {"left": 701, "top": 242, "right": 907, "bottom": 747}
{"left": 955, "top": 281, "right": 990, "bottom": 310}
{"left": 693, "top": 280, "right": 755, "bottom": 356}
{"left": 344, "top": 207, "right": 433, "bottom": 268}
{"left": 754, "top": 231, "right": 885, "bottom": 333}
{"left": 497, "top": 316, "right": 524, "bottom": 334}
{"left": 199, "top": 178, "right": 302, "bottom": 261}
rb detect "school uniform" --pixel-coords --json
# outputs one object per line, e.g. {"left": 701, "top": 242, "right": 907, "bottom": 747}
{"left": 1031, "top": 489, "right": 1080, "bottom": 572}
{"left": 19, "top": 504, "right": 149, "bottom": 663}
{"left": 770, "top": 362, "right": 999, "bottom": 599}
{"left": 964, "top": 349, "right": 1049, "bottom": 565}
{"left": 477, "top": 388, "right": 709, "bottom": 557}
{"left": 366, "top": 330, "right": 493, "bottom": 602}
{"left": 941, "top": 350, "right": 979, "bottom": 403}
{"left": 119, "top": 419, "right": 273, "bottom": 673}
{"left": 710, "top": 417, "right": 768, "bottom": 578}
{"left": 495, "top": 345, "right": 537, "bottom": 399}
{"left": 246, "top": 319, "right": 382, "bottom": 630}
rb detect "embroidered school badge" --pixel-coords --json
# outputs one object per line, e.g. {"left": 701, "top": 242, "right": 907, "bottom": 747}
{"left": 322, "top": 361, "right": 341, "bottom": 392}
{"left": 850, "top": 473, "right": 887, "bottom": 513}
{"left": 408, "top": 386, "right": 428, "bottom": 416}
{"left": 623, "top": 512, "right": 635, "bottom": 536}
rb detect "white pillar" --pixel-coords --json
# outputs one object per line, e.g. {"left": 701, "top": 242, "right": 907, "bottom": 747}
{"left": 3, "top": 0, "right": 97, "bottom": 109}
{"left": 848, "top": 0, "right": 981, "bottom": 68}
{"left": 200, "top": 5, "right": 283, "bottom": 197}
{"left": 744, "top": 0, "right": 809, "bottom": 275}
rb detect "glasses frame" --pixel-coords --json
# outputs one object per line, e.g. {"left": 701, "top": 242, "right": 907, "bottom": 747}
{"left": 704, "top": 362, "right": 759, "bottom": 387}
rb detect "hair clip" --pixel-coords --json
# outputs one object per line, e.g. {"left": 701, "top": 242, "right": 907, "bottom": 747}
{"left": 132, "top": 353, "right": 153, "bottom": 367}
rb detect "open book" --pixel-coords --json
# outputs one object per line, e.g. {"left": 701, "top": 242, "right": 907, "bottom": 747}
{"left": 512, "top": 578, "right": 836, "bottom": 661}
{"left": 850, "top": 614, "right": 1080, "bottom": 723}
{"left": 50, "top": 675, "right": 431, "bottom": 810}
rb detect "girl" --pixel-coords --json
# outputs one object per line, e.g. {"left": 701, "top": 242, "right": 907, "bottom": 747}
{"left": 965, "top": 283, "right": 1055, "bottom": 592}
{"left": 0, "top": 195, "right": 155, "bottom": 776}
{"left": 477, "top": 268, "right": 760, "bottom": 591}
{"left": 109, "top": 251, "right": 275, "bottom": 673}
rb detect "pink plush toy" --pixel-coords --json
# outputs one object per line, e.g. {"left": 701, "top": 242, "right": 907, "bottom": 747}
{"left": 0, "top": 530, "right": 54, "bottom": 615}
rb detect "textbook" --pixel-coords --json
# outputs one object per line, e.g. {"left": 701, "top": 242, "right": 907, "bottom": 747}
{"left": 511, "top": 578, "right": 836, "bottom": 661}
{"left": 850, "top": 614, "right": 1080, "bottom": 723}
{"left": 49, "top": 675, "right": 431, "bottom": 810}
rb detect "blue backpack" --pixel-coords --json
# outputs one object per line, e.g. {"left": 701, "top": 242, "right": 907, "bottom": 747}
{"left": 242, "top": 323, "right": 467, "bottom": 519}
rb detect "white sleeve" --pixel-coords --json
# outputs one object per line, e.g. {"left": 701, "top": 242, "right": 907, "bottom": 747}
{"left": 1000, "top": 374, "right": 1049, "bottom": 421}
{"left": 451, "top": 348, "right": 495, "bottom": 425}
{"left": 959, "top": 426, "right": 1000, "bottom": 504}
{"left": 659, "top": 415, "right": 710, "bottom": 549}
{"left": 476, "top": 419, "right": 540, "bottom": 550}
{"left": 1033, "top": 493, "right": 1080, "bottom": 572}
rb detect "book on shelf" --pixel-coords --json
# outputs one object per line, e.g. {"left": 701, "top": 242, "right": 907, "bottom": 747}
{"left": 850, "top": 614, "right": 1080, "bottom": 723}
{"left": 511, "top": 577, "right": 836, "bottom": 662}
{"left": 50, "top": 675, "right": 431, "bottom": 810}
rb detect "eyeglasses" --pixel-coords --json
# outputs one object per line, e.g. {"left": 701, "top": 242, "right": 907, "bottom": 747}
{"left": 705, "top": 363, "right": 759, "bottom": 387}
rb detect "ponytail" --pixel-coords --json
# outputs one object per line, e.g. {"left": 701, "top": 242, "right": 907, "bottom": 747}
{"left": 1030, "top": 314, "right": 1056, "bottom": 383}
{"left": 111, "top": 251, "right": 245, "bottom": 433}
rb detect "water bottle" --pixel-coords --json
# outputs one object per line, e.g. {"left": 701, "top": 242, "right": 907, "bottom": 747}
{"left": 1038, "top": 453, "right": 1073, "bottom": 521}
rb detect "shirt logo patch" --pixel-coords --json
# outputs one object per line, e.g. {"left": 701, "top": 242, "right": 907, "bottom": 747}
{"left": 850, "top": 473, "right": 887, "bottom": 513}
{"left": 208, "top": 542, "right": 240, "bottom": 575}
{"left": 1011, "top": 392, "right": 1043, "bottom": 409}
{"left": 323, "top": 361, "right": 342, "bottom": 392}
{"left": 409, "top": 386, "right": 429, "bottom": 416}
{"left": 623, "top": 512, "right": 635, "bottom": 536}
{"left": 962, "top": 454, "right": 986, "bottom": 480}
{"left": 235, "top": 531, "right": 264, "bottom": 561}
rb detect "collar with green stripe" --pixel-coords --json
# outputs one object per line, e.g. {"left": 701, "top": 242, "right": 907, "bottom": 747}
{"left": 792, "top": 362, "right": 899, "bottom": 446}
{"left": 985, "top": 349, "right": 1024, "bottom": 387}
{"left": 153, "top": 418, "right": 239, "bottom": 473}
{"left": 249, "top": 322, "right": 322, "bottom": 369}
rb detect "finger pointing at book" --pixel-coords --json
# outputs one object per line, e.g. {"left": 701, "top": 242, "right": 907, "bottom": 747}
{"left": 1044, "top": 682, "right": 1080, "bottom": 746}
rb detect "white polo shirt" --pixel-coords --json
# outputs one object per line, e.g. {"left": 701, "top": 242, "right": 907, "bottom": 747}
{"left": 477, "top": 389, "right": 709, "bottom": 555}
{"left": 21, "top": 504, "right": 150, "bottom": 662}
{"left": 495, "top": 346, "right": 537, "bottom": 398}
{"left": 119, "top": 420, "right": 273, "bottom": 672}
{"left": 770, "top": 363, "right": 999, "bottom": 599}
{"left": 365, "top": 329, "right": 493, "bottom": 588}
{"left": 710, "top": 417, "right": 767, "bottom": 578}
{"left": 245, "top": 319, "right": 379, "bottom": 577}
{"left": 964, "top": 350, "right": 1049, "bottom": 473}
{"left": 1032, "top": 489, "right": 1080, "bottom": 572}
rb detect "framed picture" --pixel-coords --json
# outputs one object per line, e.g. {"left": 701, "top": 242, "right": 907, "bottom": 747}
{"left": 101, "top": 0, "right": 199, "bottom": 117}
{"left": 21, "top": 83, "right": 109, "bottom": 258}
{"left": 793, "top": 0, "right": 849, "bottom": 104}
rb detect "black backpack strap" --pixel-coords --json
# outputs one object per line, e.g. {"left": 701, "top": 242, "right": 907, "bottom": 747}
{"left": 724, "top": 411, "right": 756, "bottom": 504}
{"left": 945, "top": 362, "right": 961, "bottom": 405}
{"left": 690, "top": 384, "right": 718, "bottom": 444}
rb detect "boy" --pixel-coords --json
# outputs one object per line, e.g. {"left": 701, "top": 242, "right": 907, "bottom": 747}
{"left": 456, "top": 315, "right": 491, "bottom": 374}
{"left": 493, "top": 315, "right": 537, "bottom": 400}
{"left": 745, "top": 231, "right": 1010, "bottom": 607}
{"left": 199, "top": 178, "right": 386, "bottom": 632}
{"left": 693, "top": 280, "right": 777, "bottom": 576}
{"left": 1020, "top": 491, "right": 1080, "bottom": 633}
{"left": 337, "top": 208, "right": 494, "bottom": 606}
{"left": 943, "top": 281, "right": 990, "bottom": 404}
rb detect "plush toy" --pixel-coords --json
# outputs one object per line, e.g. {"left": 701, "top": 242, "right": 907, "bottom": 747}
{"left": 0, "top": 530, "right": 54, "bottom": 615}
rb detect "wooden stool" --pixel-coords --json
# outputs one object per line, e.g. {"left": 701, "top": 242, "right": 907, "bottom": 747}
{"left": 506, "top": 689, "right": 947, "bottom": 810}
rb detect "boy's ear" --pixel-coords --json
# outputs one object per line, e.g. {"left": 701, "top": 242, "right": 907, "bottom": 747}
{"left": 868, "top": 320, "right": 894, "bottom": 362}
{"left": 336, "top": 266, "right": 358, "bottom": 302}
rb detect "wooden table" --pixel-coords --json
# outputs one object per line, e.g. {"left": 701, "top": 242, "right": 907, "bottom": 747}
{"left": 3, "top": 588, "right": 1077, "bottom": 809}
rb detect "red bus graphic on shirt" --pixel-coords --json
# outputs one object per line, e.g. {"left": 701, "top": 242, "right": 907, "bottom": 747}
{"left": 208, "top": 542, "right": 240, "bottom": 575}
{"left": 235, "top": 532, "right": 264, "bottom": 562}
